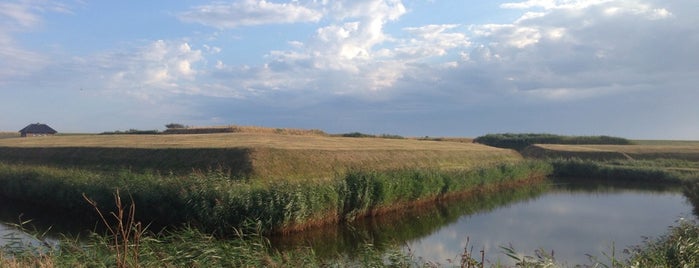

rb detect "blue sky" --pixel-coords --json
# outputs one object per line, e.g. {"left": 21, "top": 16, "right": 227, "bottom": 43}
{"left": 1, "top": 0, "right": 698, "bottom": 139}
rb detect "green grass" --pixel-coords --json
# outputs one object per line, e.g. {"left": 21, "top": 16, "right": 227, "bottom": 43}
{"left": 3, "top": 215, "right": 697, "bottom": 267}
{"left": 0, "top": 161, "right": 550, "bottom": 235}
{"left": 523, "top": 143, "right": 699, "bottom": 162}
{"left": 625, "top": 219, "right": 699, "bottom": 267}
{"left": 632, "top": 140, "right": 699, "bottom": 146}
{"left": 549, "top": 158, "right": 699, "bottom": 184}
{"left": 2, "top": 131, "right": 697, "bottom": 266}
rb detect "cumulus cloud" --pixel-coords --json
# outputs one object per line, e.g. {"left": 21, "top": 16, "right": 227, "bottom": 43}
{"left": 4, "top": 0, "right": 697, "bottom": 137}
{"left": 397, "top": 24, "right": 470, "bottom": 59}
{"left": 85, "top": 40, "right": 205, "bottom": 100}
{"left": 80, "top": 0, "right": 699, "bottom": 108}
{"left": 170, "top": 0, "right": 696, "bottom": 111}
{"left": 453, "top": 0, "right": 696, "bottom": 103}
{"left": 178, "top": 0, "right": 323, "bottom": 28}
{"left": 199, "top": 0, "right": 414, "bottom": 96}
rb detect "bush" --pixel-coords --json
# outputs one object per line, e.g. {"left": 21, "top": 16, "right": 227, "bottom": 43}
{"left": 165, "top": 123, "right": 186, "bottom": 129}
{"left": 473, "top": 133, "right": 632, "bottom": 151}
{"left": 338, "top": 132, "right": 404, "bottom": 139}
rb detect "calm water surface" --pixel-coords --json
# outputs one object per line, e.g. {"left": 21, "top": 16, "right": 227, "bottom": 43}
{"left": 271, "top": 182, "right": 696, "bottom": 265}
{"left": 406, "top": 189, "right": 694, "bottom": 265}
{"left": 2, "top": 180, "right": 697, "bottom": 265}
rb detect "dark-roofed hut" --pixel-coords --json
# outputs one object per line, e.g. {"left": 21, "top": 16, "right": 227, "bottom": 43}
{"left": 19, "top": 123, "right": 57, "bottom": 137}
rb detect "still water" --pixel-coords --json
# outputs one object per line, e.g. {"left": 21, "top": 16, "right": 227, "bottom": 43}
{"left": 2, "top": 180, "right": 697, "bottom": 265}
{"left": 271, "top": 181, "right": 696, "bottom": 265}
{"left": 406, "top": 188, "right": 693, "bottom": 265}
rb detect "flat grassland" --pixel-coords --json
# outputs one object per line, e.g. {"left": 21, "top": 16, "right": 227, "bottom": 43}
{"left": 523, "top": 142, "right": 699, "bottom": 161}
{"left": 0, "top": 133, "right": 521, "bottom": 179}
{"left": 0, "top": 132, "right": 18, "bottom": 139}
{"left": 0, "top": 133, "right": 477, "bottom": 150}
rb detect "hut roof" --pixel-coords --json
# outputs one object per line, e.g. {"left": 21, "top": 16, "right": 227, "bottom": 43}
{"left": 19, "top": 123, "right": 57, "bottom": 134}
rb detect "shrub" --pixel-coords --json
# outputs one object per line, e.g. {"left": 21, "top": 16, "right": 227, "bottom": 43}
{"left": 473, "top": 133, "right": 632, "bottom": 151}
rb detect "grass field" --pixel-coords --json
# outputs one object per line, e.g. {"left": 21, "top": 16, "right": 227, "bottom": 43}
{"left": 0, "top": 133, "right": 521, "bottom": 179}
{"left": 1, "top": 131, "right": 698, "bottom": 266}
{"left": 0, "top": 132, "right": 478, "bottom": 150}
{"left": 522, "top": 143, "right": 699, "bottom": 161}
{"left": 0, "top": 131, "right": 543, "bottom": 234}
{"left": 0, "top": 132, "right": 18, "bottom": 139}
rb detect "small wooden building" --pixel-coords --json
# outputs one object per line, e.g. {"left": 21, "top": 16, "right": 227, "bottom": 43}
{"left": 19, "top": 123, "right": 57, "bottom": 137}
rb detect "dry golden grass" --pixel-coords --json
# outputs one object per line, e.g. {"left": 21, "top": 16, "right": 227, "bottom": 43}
{"left": 0, "top": 133, "right": 488, "bottom": 151}
{"left": 0, "top": 133, "right": 521, "bottom": 179}
{"left": 0, "top": 253, "right": 54, "bottom": 268}
{"left": 0, "top": 132, "right": 19, "bottom": 139}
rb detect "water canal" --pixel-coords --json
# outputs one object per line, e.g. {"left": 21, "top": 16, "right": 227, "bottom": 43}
{"left": 270, "top": 180, "right": 696, "bottom": 265}
{"left": 2, "top": 179, "right": 697, "bottom": 265}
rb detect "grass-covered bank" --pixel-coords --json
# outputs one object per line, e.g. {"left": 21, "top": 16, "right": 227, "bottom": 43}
{"left": 0, "top": 161, "right": 550, "bottom": 235}
{"left": 0, "top": 133, "right": 521, "bottom": 179}
{"left": 3, "top": 209, "right": 697, "bottom": 267}
{"left": 549, "top": 158, "right": 699, "bottom": 184}
{"left": 271, "top": 182, "right": 552, "bottom": 258}
{"left": 549, "top": 158, "right": 699, "bottom": 218}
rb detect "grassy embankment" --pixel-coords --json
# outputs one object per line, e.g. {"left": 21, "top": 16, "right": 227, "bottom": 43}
{"left": 474, "top": 133, "right": 699, "bottom": 184}
{"left": 475, "top": 133, "right": 699, "bottom": 215}
{"left": 2, "top": 131, "right": 699, "bottom": 267}
{"left": 0, "top": 131, "right": 547, "bottom": 235}
{"left": 521, "top": 141, "right": 699, "bottom": 221}
{"left": 473, "top": 134, "right": 699, "bottom": 267}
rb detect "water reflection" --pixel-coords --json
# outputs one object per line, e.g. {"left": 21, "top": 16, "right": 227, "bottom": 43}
{"left": 270, "top": 183, "right": 551, "bottom": 257}
{"left": 0, "top": 196, "right": 98, "bottom": 238}
{"left": 2, "top": 179, "right": 697, "bottom": 266}
{"left": 271, "top": 179, "right": 696, "bottom": 265}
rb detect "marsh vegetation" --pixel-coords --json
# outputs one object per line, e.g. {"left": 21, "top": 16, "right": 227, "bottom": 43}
{"left": 1, "top": 130, "right": 698, "bottom": 266}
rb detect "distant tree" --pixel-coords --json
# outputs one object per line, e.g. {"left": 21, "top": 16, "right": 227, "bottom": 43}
{"left": 165, "top": 123, "right": 186, "bottom": 129}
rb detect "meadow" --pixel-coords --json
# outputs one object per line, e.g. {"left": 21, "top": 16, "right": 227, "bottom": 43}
{"left": 1, "top": 130, "right": 698, "bottom": 266}
{"left": 0, "top": 132, "right": 18, "bottom": 139}
{"left": 0, "top": 131, "right": 545, "bottom": 235}
{"left": 523, "top": 143, "right": 699, "bottom": 161}
{"left": 0, "top": 133, "right": 520, "bottom": 180}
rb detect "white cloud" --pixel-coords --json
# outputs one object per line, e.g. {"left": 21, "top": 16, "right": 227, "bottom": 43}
{"left": 0, "top": 1, "right": 69, "bottom": 82}
{"left": 327, "top": 0, "right": 406, "bottom": 21}
{"left": 202, "top": 0, "right": 412, "bottom": 95}
{"left": 177, "top": 0, "right": 695, "bottom": 109}
{"left": 500, "top": 0, "right": 613, "bottom": 10}
{"left": 178, "top": 0, "right": 323, "bottom": 28}
{"left": 85, "top": 40, "right": 204, "bottom": 100}
{"left": 397, "top": 24, "right": 470, "bottom": 58}
{"left": 0, "top": 1, "right": 42, "bottom": 28}
{"left": 450, "top": 0, "right": 697, "bottom": 104}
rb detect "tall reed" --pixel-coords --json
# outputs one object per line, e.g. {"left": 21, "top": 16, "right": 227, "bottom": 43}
{"left": 0, "top": 161, "right": 550, "bottom": 235}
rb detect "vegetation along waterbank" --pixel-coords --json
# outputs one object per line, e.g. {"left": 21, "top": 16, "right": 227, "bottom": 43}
{"left": 2, "top": 130, "right": 698, "bottom": 266}
{"left": 0, "top": 131, "right": 546, "bottom": 235}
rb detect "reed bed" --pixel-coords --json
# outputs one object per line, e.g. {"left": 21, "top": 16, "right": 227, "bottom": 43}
{"left": 549, "top": 158, "right": 698, "bottom": 184}
{"left": 0, "top": 160, "right": 550, "bottom": 235}
{"left": 626, "top": 219, "right": 699, "bottom": 267}
{"left": 3, "top": 212, "right": 697, "bottom": 267}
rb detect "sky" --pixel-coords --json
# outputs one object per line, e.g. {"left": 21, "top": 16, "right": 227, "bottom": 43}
{"left": 1, "top": 0, "right": 698, "bottom": 139}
